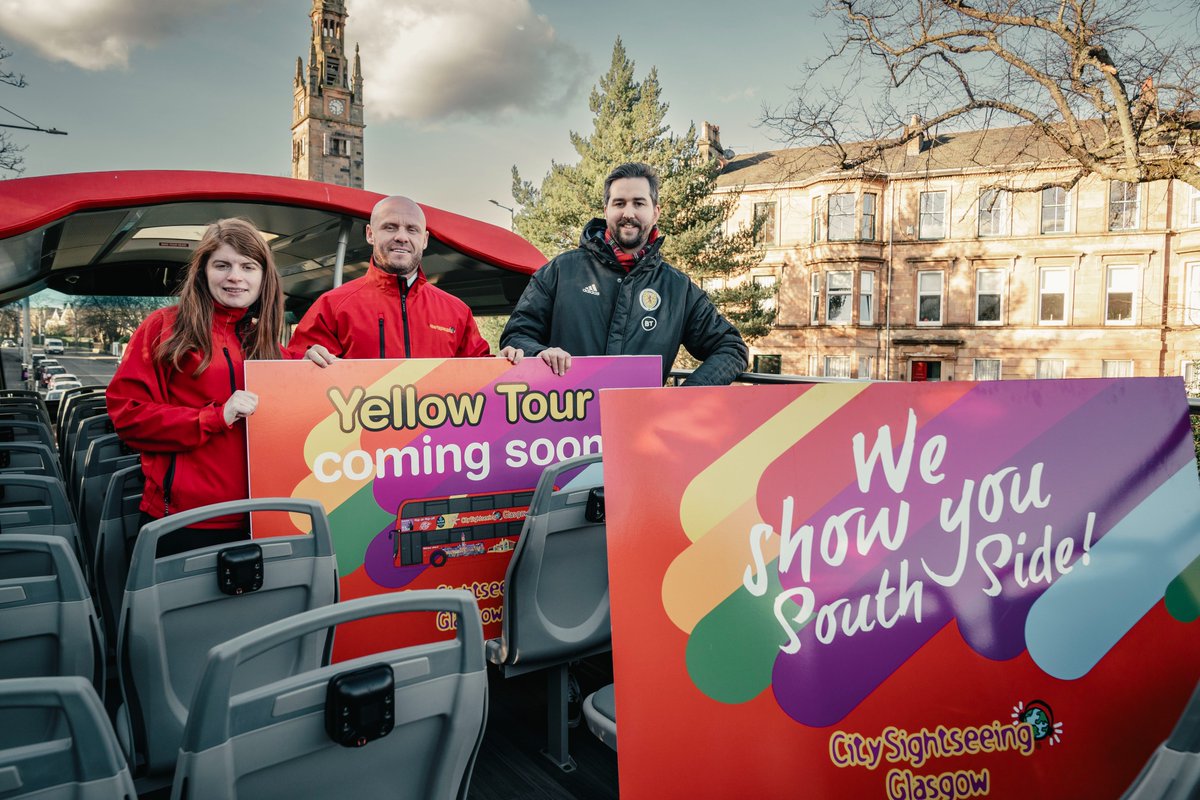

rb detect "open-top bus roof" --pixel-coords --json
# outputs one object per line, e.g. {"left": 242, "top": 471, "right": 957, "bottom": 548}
{"left": 0, "top": 170, "right": 545, "bottom": 316}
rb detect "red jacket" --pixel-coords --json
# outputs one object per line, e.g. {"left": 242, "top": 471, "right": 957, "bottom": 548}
{"left": 286, "top": 262, "right": 490, "bottom": 359}
{"left": 107, "top": 305, "right": 255, "bottom": 529}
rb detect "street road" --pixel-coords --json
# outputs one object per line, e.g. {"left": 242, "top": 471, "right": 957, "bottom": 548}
{"left": 0, "top": 346, "right": 120, "bottom": 392}
{"left": 46, "top": 349, "right": 120, "bottom": 389}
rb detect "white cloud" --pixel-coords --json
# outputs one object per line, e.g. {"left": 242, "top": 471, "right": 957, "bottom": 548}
{"left": 718, "top": 86, "right": 758, "bottom": 103}
{"left": 345, "top": 0, "right": 588, "bottom": 123}
{"left": 0, "top": 0, "right": 237, "bottom": 70}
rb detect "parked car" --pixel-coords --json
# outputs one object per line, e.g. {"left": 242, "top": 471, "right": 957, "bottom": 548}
{"left": 44, "top": 337, "right": 64, "bottom": 355}
{"left": 33, "top": 358, "right": 60, "bottom": 382}
{"left": 39, "top": 364, "right": 68, "bottom": 388}
{"left": 47, "top": 381, "right": 81, "bottom": 399}
{"left": 1, "top": 338, "right": 16, "bottom": 347}
{"left": 48, "top": 373, "right": 79, "bottom": 389}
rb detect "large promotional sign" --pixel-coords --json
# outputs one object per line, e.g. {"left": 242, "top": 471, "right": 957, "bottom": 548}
{"left": 246, "top": 355, "right": 659, "bottom": 659}
{"left": 600, "top": 378, "right": 1200, "bottom": 799}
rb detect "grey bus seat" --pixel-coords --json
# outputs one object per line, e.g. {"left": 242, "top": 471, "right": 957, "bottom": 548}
{"left": 0, "top": 420, "right": 55, "bottom": 451}
{"left": 66, "top": 412, "right": 114, "bottom": 495}
{"left": 1122, "top": 678, "right": 1200, "bottom": 799}
{"left": 56, "top": 386, "right": 106, "bottom": 435}
{"left": 0, "top": 676, "right": 135, "bottom": 799}
{"left": 117, "top": 497, "right": 338, "bottom": 778}
{"left": 172, "top": 590, "right": 487, "bottom": 800}
{"left": 93, "top": 464, "right": 143, "bottom": 649}
{"left": 0, "top": 473, "right": 84, "bottom": 568}
{"left": 0, "top": 398, "right": 53, "bottom": 430}
{"left": 0, "top": 389, "right": 43, "bottom": 400}
{"left": 0, "top": 535, "right": 104, "bottom": 703}
{"left": 582, "top": 683, "right": 616, "bottom": 752}
{"left": 69, "top": 413, "right": 117, "bottom": 505}
{"left": 485, "top": 453, "right": 609, "bottom": 770}
{"left": 59, "top": 395, "right": 108, "bottom": 477}
{"left": 58, "top": 394, "right": 106, "bottom": 451}
{"left": 0, "top": 442, "right": 63, "bottom": 481}
{"left": 76, "top": 433, "right": 139, "bottom": 571}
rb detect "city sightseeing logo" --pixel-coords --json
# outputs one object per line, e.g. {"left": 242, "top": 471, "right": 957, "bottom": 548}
{"left": 1012, "top": 699, "right": 1064, "bottom": 746}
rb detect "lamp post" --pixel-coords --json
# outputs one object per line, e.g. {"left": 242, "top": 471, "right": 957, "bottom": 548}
{"left": 488, "top": 199, "right": 515, "bottom": 230}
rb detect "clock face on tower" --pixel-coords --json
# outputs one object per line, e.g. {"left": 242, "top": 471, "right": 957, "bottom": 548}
{"left": 328, "top": 99, "right": 345, "bottom": 116}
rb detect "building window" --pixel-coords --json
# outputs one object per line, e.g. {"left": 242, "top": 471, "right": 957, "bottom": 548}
{"left": 860, "top": 271, "right": 875, "bottom": 326}
{"left": 1105, "top": 265, "right": 1136, "bottom": 324}
{"left": 858, "top": 355, "right": 875, "bottom": 379}
{"left": 917, "top": 270, "right": 943, "bottom": 325}
{"left": 1187, "top": 263, "right": 1200, "bottom": 325}
{"left": 1188, "top": 185, "right": 1200, "bottom": 227}
{"left": 810, "top": 273, "right": 820, "bottom": 324}
{"left": 1036, "top": 359, "right": 1066, "bottom": 379}
{"left": 1102, "top": 359, "right": 1134, "bottom": 378}
{"left": 1039, "top": 267, "right": 1068, "bottom": 324}
{"left": 1184, "top": 359, "right": 1199, "bottom": 394}
{"left": 701, "top": 277, "right": 725, "bottom": 293}
{"left": 811, "top": 196, "right": 821, "bottom": 243}
{"left": 1041, "top": 186, "right": 1070, "bottom": 234}
{"left": 975, "top": 269, "right": 1003, "bottom": 324}
{"left": 977, "top": 189, "right": 1011, "bottom": 237}
{"left": 753, "top": 273, "right": 777, "bottom": 312}
{"left": 826, "top": 271, "right": 853, "bottom": 324}
{"left": 325, "top": 136, "right": 350, "bottom": 157}
{"left": 828, "top": 193, "right": 856, "bottom": 241}
{"left": 325, "top": 56, "right": 341, "bottom": 86}
{"left": 808, "top": 355, "right": 820, "bottom": 376}
{"left": 861, "top": 193, "right": 878, "bottom": 240}
{"left": 754, "top": 202, "right": 777, "bottom": 246}
{"left": 973, "top": 359, "right": 1001, "bottom": 381}
{"left": 1108, "top": 181, "right": 1140, "bottom": 231}
{"left": 824, "top": 355, "right": 852, "bottom": 378}
{"left": 919, "top": 191, "right": 948, "bottom": 240}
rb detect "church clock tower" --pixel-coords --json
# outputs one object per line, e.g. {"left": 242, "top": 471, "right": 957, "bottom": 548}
{"left": 291, "top": 0, "right": 364, "bottom": 188}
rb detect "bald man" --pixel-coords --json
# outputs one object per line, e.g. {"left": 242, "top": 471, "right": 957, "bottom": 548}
{"left": 289, "top": 196, "right": 502, "bottom": 361}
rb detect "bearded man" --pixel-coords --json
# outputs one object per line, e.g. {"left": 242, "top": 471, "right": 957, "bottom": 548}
{"left": 500, "top": 162, "right": 747, "bottom": 386}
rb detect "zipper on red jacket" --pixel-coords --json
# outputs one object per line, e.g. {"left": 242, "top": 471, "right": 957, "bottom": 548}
{"left": 163, "top": 454, "right": 176, "bottom": 516}
{"left": 399, "top": 277, "right": 412, "bottom": 358}
{"left": 223, "top": 347, "right": 237, "bottom": 393}
{"left": 378, "top": 317, "right": 386, "bottom": 358}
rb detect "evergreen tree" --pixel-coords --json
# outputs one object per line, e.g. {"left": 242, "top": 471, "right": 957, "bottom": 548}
{"left": 511, "top": 38, "right": 775, "bottom": 340}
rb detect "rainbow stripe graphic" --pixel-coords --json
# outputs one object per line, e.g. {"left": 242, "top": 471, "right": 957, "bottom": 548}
{"left": 623, "top": 378, "right": 1200, "bottom": 727}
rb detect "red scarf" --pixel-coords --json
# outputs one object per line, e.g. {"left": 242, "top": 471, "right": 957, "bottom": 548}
{"left": 604, "top": 227, "right": 660, "bottom": 272}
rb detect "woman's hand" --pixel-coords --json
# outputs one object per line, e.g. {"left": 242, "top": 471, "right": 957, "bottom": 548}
{"left": 223, "top": 390, "right": 259, "bottom": 426}
{"left": 304, "top": 344, "right": 339, "bottom": 367}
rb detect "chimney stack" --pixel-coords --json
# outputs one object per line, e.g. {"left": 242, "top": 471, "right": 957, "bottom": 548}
{"left": 906, "top": 114, "right": 926, "bottom": 156}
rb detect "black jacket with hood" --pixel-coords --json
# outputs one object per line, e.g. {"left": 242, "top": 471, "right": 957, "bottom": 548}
{"left": 501, "top": 219, "right": 748, "bottom": 385}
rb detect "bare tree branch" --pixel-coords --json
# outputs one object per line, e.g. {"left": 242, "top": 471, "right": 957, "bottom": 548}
{"left": 0, "top": 43, "right": 28, "bottom": 176}
{"left": 762, "top": 0, "right": 1200, "bottom": 190}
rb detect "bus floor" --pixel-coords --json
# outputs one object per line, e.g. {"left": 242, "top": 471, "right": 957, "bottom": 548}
{"left": 470, "top": 652, "right": 619, "bottom": 800}
{"left": 132, "top": 652, "right": 619, "bottom": 799}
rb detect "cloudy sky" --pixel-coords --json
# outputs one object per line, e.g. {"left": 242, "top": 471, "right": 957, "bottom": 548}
{"left": 0, "top": 0, "right": 820, "bottom": 227}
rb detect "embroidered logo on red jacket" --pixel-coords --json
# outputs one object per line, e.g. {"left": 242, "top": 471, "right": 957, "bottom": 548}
{"left": 429, "top": 323, "right": 456, "bottom": 334}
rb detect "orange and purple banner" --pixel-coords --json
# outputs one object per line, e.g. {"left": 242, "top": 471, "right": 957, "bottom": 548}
{"left": 600, "top": 377, "right": 1200, "bottom": 798}
{"left": 246, "top": 355, "right": 659, "bottom": 659}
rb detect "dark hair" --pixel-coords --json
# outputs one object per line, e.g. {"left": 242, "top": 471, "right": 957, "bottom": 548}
{"left": 603, "top": 162, "right": 660, "bottom": 206}
{"left": 156, "top": 218, "right": 285, "bottom": 373}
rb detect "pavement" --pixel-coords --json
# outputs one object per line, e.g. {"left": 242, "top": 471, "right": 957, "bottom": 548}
{"left": 0, "top": 347, "right": 26, "bottom": 390}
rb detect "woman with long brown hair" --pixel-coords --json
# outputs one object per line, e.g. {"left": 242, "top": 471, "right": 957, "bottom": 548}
{"left": 107, "top": 218, "right": 310, "bottom": 555}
